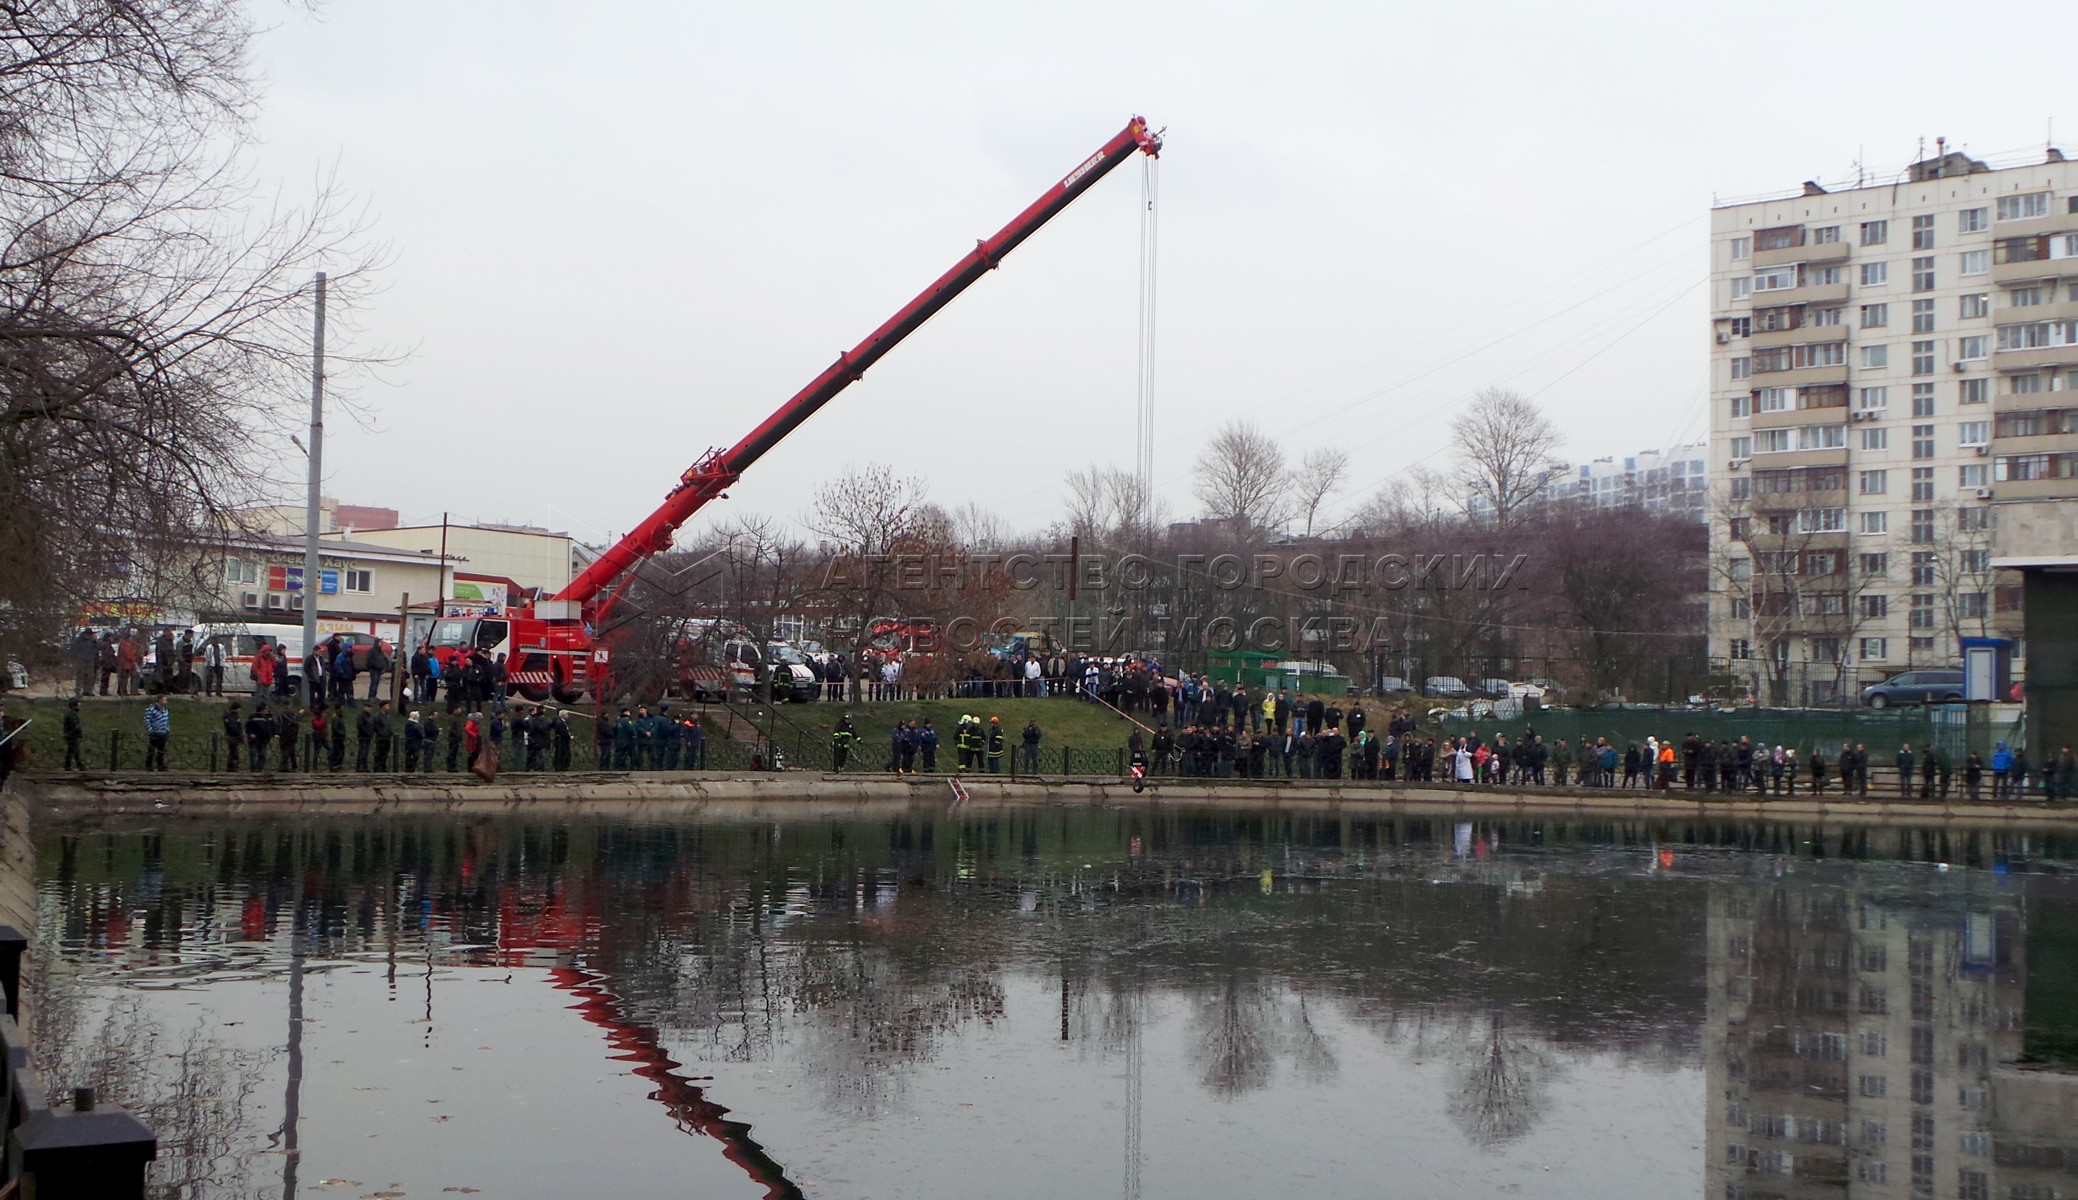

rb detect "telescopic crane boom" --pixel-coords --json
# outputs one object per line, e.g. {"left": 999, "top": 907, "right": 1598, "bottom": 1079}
{"left": 554, "top": 116, "right": 1163, "bottom": 611}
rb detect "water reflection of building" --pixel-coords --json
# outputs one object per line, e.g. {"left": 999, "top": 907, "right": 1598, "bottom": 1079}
{"left": 1704, "top": 877, "right": 2065, "bottom": 1200}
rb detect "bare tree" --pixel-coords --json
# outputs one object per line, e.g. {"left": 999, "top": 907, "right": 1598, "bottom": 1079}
{"left": 1293, "top": 447, "right": 1350, "bottom": 537}
{"left": 1339, "top": 466, "right": 1454, "bottom": 538}
{"left": 1192, "top": 420, "right": 1291, "bottom": 530}
{"left": 1450, "top": 388, "right": 1562, "bottom": 525}
{"left": 0, "top": 1, "right": 385, "bottom": 660}
{"left": 946, "top": 501, "right": 1009, "bottom": 550}
{"left": 803, "top": 465, "right": 932, "bottom": 691}
{"left": 1061, "top": 464, "right": 1166, "bottom": 543}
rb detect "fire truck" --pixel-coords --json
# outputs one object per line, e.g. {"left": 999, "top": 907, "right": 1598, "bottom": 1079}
{"left": 429, "top": 117, "right": 1164, "bottom": 702}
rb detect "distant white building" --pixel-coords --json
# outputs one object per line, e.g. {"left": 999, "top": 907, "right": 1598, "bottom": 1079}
{"left": 1571, "top": 442, "right": 1709, "bottom": 520}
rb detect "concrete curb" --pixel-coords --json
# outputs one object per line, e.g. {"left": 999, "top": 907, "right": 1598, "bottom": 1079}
{"left": 11, "top": 771, "right": 2074, "bottom": 829}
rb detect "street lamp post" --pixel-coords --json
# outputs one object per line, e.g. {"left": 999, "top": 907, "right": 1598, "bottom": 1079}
{"left": 300, "top": 272, "right": 326, "bottom": 709}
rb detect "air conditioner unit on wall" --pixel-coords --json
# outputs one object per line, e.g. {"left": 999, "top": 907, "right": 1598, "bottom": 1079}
{"left": 240, "top": 591, "right": 261, "bottom": 608}
{"left": 1953, "top": 361, "right": 1968, "bottom": 372}
{"left": 289, "top": 594, "right": 305, "bottom": 611}
{"left": 1716, "top": 331, "right": 1732, "bottom": 345}
{"left": 1975, "top": 487, "right": 1994, "bottom": 499}
{"left": 1976, "top": 445, "right": 1990, "bottom": 455}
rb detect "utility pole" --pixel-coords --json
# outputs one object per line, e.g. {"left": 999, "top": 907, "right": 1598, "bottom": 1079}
{"left": 301, "top": 271, "right": 326, "bottom": 709}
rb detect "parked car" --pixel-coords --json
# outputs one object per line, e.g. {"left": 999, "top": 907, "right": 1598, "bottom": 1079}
{"left": 1860, "top": 669, "right": 1966, "bottom": 708}
{"left": 1424, "top": 676, "right": 1472, "bottom": 699}
{"left": 1474, "top": 678, "right": 1514, "bottom": 699}
{"left": 1507, "top": 681, "right": 1546, "bottom": 702}
{"left": 1522, "top": 677, "right": 1566, "bottom": 697}
{"left": 1376, "top": 676, "right": 1413, "bottom": 695}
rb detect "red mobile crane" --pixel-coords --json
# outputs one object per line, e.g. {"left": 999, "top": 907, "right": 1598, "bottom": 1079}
{"left": 426, "top": 116, "right": 1162, "bottom": 701}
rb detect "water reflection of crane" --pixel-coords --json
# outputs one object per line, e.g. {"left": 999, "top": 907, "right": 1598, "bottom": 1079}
{"left": 550, "top": 965, "right": 805, "bottom": 1200}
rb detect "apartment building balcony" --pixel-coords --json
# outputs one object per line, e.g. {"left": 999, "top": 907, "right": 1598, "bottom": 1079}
{"left": 1753, "top": 241, "right": 1851, "bottom": 270}
{"left": 1992, "top": 257, "right": 2070, "bottom": 285}
{"left": 1764, "top": 282, "right": 1850, "bottom": 306}
{"left": 1752, "top": 488, "right": 1849, "bottom": 511}
{"left": 1749, "top": 364, "right": 1850, "bottom": 390}
{"left": 1999, "top": 298, "right": 2078, "bottom": 324}
{"left": 1987, "top": 476, "right": 2078, "bottom": 501}
{"left": 1753, "top": 405, "right": 1850, "bottom": 430}
{"left": 1996, "top": 214, "right": 2077, "bottom": 242}
{"left": 1751, "top": 448, "right": 1849, "bottom": 470}
{"left": 1992, "top": 431, "right": 2078, "bottom": 456}
{"left": 1751, "top": 325, "right": 1813, "bottom": 350}
{"left": 1994, "top": 345, "right": 2078, "bottom": 372}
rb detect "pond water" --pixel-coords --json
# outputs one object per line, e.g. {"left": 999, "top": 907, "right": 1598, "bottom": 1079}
{"left": 30, "top": 808, "right": 2078, "bottom": 1200}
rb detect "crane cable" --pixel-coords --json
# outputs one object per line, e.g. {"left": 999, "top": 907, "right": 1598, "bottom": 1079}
{"left": 1136, "top": 155, "right": 1160, "bottom": 511}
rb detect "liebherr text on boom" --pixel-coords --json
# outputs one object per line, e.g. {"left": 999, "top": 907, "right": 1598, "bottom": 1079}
{"left": 424, "top": 116, "right": 1163, "bottom": 702}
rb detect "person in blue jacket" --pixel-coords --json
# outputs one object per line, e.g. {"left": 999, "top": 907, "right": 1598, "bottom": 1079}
{"left": 1991, "top": 740, "right": 2014, "bottom": 799}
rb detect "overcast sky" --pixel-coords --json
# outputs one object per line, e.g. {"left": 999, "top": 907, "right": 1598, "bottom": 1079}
{"left": 247, "top": 0, "right": 2078, "bottom": 545}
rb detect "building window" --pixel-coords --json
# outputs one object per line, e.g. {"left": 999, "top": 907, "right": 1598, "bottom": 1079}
{"left": 1961, "top": 292, "right": 1989, "bottom": 319}
{"left": 1862, "top": 427, "right": 1889, "bottom": 450}
{"left": 2010, "top": 284, "right": 2045, "bottom": 307}
{"left": 1861, "top": 344, "right": 1889, "bottom": 369}
{"left": 1960, "top": 463, "right": 1989, "bottom": 488}
{"left": 1753, "top": 264, "right": 1798, "bottom": 292}
{"left": 1959, "top": 248, "right": 1989, "bottom": 275}
{"left": 1911, "top": 593, "right": 1936, "bottom": 627}
{"left": 1860, "top": 636, "right": 1888, "bottom": 661}
{"left": 1796, "top": 424, "right": 1846, "bottom": 451}
{"left": 1859, "top": 386, "right": 1888, "bottom": 411}
{"left": 1912, "top": 341, "right": 1936, "bottom": 375}
{"left": 1959, "top": 592, "right": 1989, "bottom": 619}
{"left": 1958, "top": 207, "right": 1987, "bottom": 233}
{"left": 1858, "top": 594, "right": 1890, "bottom": 620}
{"left": 343, "top": 568, "right": 373, "bottom": 594}
{"left": 1812, "top": 225, "right": 1840, "bottom": 244}
{"left": 1730, "top": 316, "right": 1751, "bottom": 338}
{"left": 1913, "top": 425, "right": 1936, "bottom": 458}
{"left": 1798, "top": 508, "right": 1847, "bottom": 533}
{"left": 1729, "top": 276, "right": 1751, "bottom": 301}
{"left": 1860, "top": 552, "right": 1889, "bottom": 577}
{"left": 1959, "top": 420, "right": 1990, "bottom": 446}
{"left": 1730, "top": 355, "right": 1752, "bottom": 380}
{"left": 1861, "top": 302, "right": 1889, "bottom": 328}
{"left": 1811, "top": 268, "right": 1844, "bottom": 288}
{"left": 1860, "top": 469, "right": 1889, "bottom": 494}
{"left": 1862, "top": 220, "right": 1889, "bottom": 245}
{"left": 1912, "top": 214, "right": 1936, "bottom": 249}
{"left": 1959, "top": 378, "right": 1988, "bottom": 404}
{"left": 224, "top": 560, "right": 259, "bottom": 584}
{"left": 1860, "top": 1075, "right": 1888, "bottom": 1097}
{"left": 1730, "top": 435, "right": 1754, "bottom": 458}
{"left": 1757, "top": 386, "right": 1791, "bottom": 412}
{"left": 1912, "top": 466, "right": 1936, "bottom": 501}
{"left": 1862, "top": 261, "right": 1889, "bottom": 286}
{"left": 1730, "top": 393, "right": 1751, "bottom": 418}
{"left": 1912, "top": 298, "right": 1936, "bottom": 333}
{"left": 1957, "top": 335, "right": 1988, "bottom": 361}
{"left": 1729, "top": 557, "right": 1752, "bottom": 581}
{"left": 1960, "top": 546, "right": 1991, "bottom": 573}
{"left": 1729, "top": 594, "right": 1750, "bottom": 617}
{"left": 1911, "top": 508, "right": 1936, "bottom": 542}
{"left": 1911, "top": 551, "right": 1937, "bottom": 585}
{"left": 1729, "top": 638, "right": 1752, "bottom": 659}
{"left": 1730, "top": 477, "right": 1752, "bottom": 500}
{"left": 1957, "top": 506, "right": 1993, "bottom": 532}
{"left": 1860, "top": 511, "right": 1889, "bottom": 534}
{"left": 1912, "top": 382, "right": 1936, "bottom": 415}
{"left": 1794, "top": 342, "right": 1847, "bottom": 368}
{"left": 1913, "top": 256, "right": 1936, "bottom": 292}
{"left": 1730, "top": 234, "right": 1751, "bottom": 260}
{"left": 1997, "top": 192, "right": 2049, "bottom": 221}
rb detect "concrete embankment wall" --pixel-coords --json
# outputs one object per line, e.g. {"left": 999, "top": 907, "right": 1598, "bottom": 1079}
{"left": 11, "top": 771, "right": 2076, "bottom": 832}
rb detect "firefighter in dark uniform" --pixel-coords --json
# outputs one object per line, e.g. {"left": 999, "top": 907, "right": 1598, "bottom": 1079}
{"left": 986, "top": 716, "right": 1006, "bottom": 774}
{"left": 832, "top": 714, "right": 857, "bottom": 771}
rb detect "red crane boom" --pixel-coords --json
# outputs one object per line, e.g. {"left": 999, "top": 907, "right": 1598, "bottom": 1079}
{"left": 555, "top": 116, "right": 1163, "bottom": 609}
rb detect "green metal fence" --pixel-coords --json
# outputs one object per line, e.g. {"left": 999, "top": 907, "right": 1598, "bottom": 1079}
{"left": 1438, "top": 704, "right": 2027, "bottom": 761}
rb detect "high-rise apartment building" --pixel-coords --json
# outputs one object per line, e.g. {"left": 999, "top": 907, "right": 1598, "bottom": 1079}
{"left": 1708, "top": 147, "right": 2072, "bottom": 704}
{"left": 1575, "top": 442, "right": 1710, "bottom": 521}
